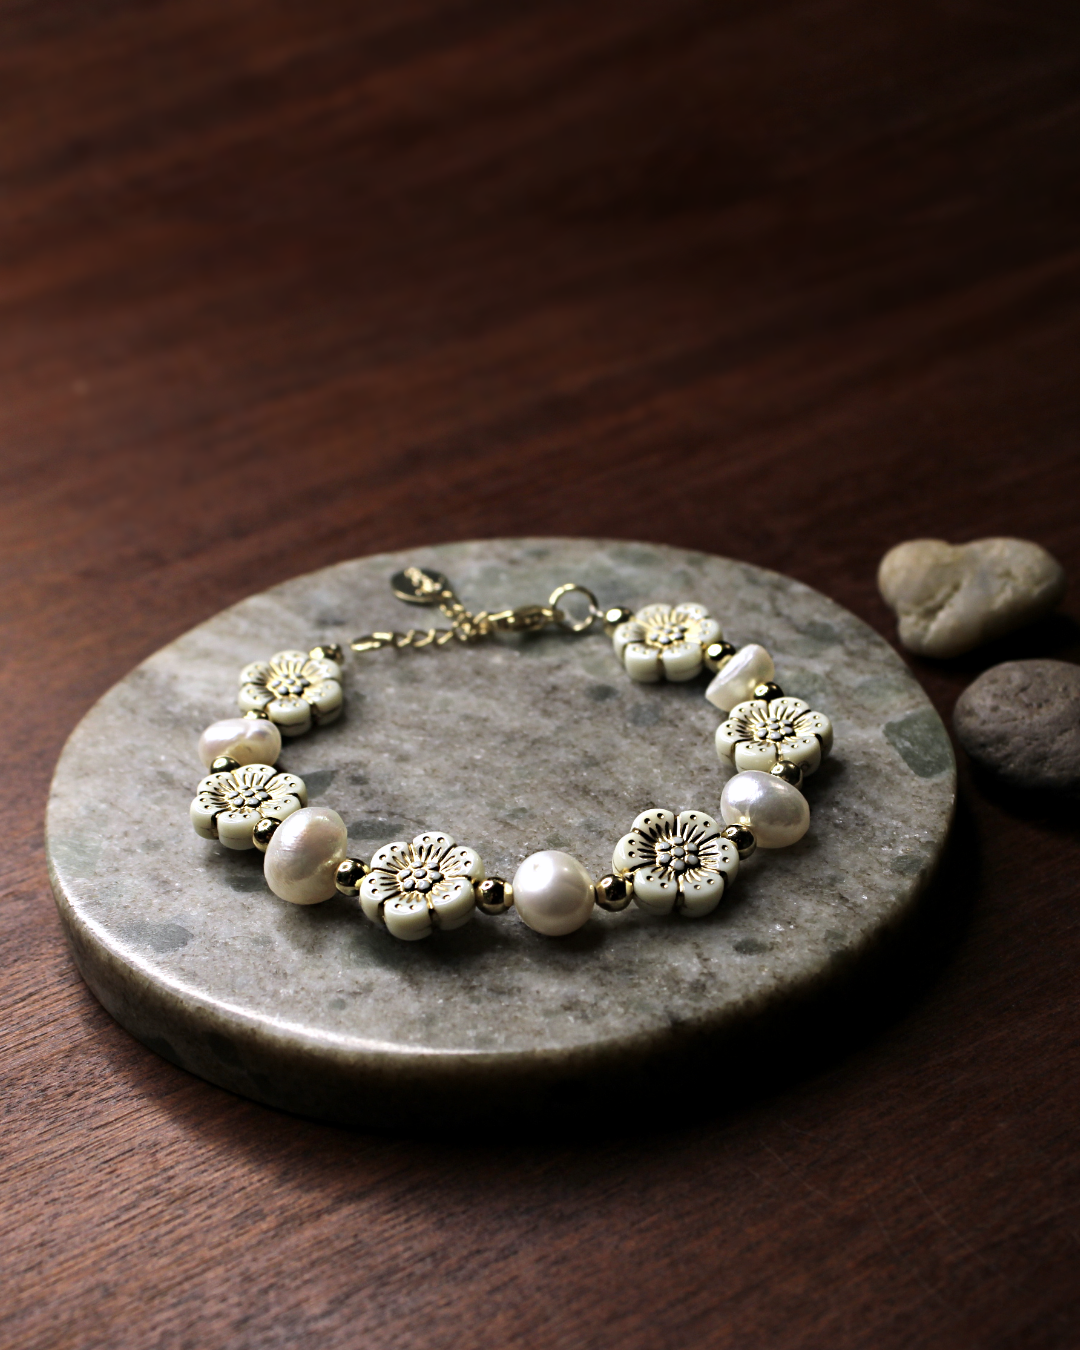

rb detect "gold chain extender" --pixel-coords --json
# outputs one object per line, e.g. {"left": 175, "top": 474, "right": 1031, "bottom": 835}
{"left": 350, "top": 567, "right": 620, "bottom": 654}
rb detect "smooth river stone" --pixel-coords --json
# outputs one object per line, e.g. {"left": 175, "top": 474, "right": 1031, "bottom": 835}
{"left": 878, "top": 537, "right": 1066, "bottom": 658}
{"left": 46, "top": 538, "right": 955, "bottom": 1128}
{"left": 953, "top": 659, "right": 1080, "bottom": 792}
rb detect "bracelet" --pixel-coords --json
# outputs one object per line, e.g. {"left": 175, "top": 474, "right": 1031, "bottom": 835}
{"left": 188, "top": 565, "right": 834, "bottom": 941}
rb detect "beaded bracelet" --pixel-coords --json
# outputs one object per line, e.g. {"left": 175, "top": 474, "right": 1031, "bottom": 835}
{"left": 189, "top": 566, "right": 833, "bottom": 940}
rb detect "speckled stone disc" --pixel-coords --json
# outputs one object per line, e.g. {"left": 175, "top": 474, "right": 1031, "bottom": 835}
{"left": 46, "top": 539, "right": 955, "bottom": 1127}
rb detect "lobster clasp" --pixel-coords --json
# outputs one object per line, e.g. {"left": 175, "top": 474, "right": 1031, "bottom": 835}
{"left": 487, "top": 605, "right": 553, "bottom": 633}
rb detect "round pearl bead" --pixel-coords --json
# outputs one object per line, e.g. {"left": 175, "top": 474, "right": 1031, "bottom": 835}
{"left": 720, "top": 770, "right": 809, "bottom": 848}
{"left": 704, "top": 644, "right": 776, "bottom": 712}
{"left": 199, "top": 717, "right": 282, "bottom": 770}
{"left": 264, "top": 806, "right": 347, "bottom": 905}
{"left": 512, "top": 850, "right": 595, "bottom": 936}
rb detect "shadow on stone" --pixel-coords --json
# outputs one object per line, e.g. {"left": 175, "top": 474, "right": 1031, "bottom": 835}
{"left": 919, "top": 612, "right": 1080, "bottom": 678}
{"left": 963, "top": 758, "right": 1079, "bottom": 835}
{"left": 489, "top": 793, "right": 979, "bottom": 1144}
{"left": 107, "top": 797, "right": 977, "bottom": 1148}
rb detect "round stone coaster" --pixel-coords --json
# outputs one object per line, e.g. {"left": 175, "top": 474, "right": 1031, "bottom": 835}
{"left": 46, "top": 539, "right": 955, "bottom": 1128}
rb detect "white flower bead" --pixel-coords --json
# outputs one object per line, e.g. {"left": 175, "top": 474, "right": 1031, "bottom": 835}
{"left": 512, "top": 851, "right": 595, "bottom": 936}
{"left": 613, "top": 603, "right": 722, "bottom": 683}
{"left": 358, "top": 831, "right": 484, "bottom": 940}
{"left": 611, "top": 808, "right": 738, "bottom": 918}
{"left": 704, "top": 644, "right": 775, "bottom": 711}
{"left": 190, "top": 763, "right": 307, "bottom": 848}
{"left": 263, "top": 806, "right": 348, "bottom": 904}
{"left": 267, "top": 697, "right": 312, "bottom": 736}
{"left": 381, "top": 893, "right": 432, "bottom": 941}
{"left": 306, "top": 680, "right": 343, "bottom": 719}
{"left": 720, "top": 771, "right": 809, "bottom": 848}
{"left": 715, "top": 697, "right": 832, "bottom": 775}
{"left": 198, "top": 717, "right": 282, "bottom": 769}
{"left": 238, "top": 650, "right": 344, "bottom": 737}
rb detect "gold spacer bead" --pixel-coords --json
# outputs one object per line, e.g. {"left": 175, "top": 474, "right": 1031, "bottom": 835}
{"left": 210, "top": 755, "right": 240, "bottom": 774}
{"left": 310, "top": 643, "right": 345, "bottom": 665}
{"left": 244, "top": 709, "right": 270, "bottom": 720}
{"left": 753, "top": 681, "right": 784, "bottom": 701}
{"left": 335, "top": 857, "right": 370, "bottom": 896}
{"left": 770, "top": 760, "right": 803, "bottom": 789}
{"left": 704, "top": 640, "right": 737, "bottom": 673}
{"left": 721, "top": 824, "right": 757, "bottom": 860}
{"left": 252, "top": 817, "right": 280, "bottom": 853}
{"left": 602, "top": 606, "right": 635, "bottom": 635}
{"left": 475, "top": 877, "right": 514, "bottom": 915}
{"left": 595, "top": 873, "right": 633, "bottom": 911}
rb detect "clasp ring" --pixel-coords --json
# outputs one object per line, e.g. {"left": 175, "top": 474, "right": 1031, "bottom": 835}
{"left": 548, "top": 583, "right": 600, "bottom": 633}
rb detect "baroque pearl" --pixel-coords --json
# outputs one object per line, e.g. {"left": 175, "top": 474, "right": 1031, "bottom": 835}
{"left": 264, "top": 806, "right": 347, "bottom": 904}
{"left": 512, "top": 850, "right": 595, "bottom": 936}
{"left": 720, "top": 770, "right": 809, "bottom": 848}
{"left": 199, "top": 717, "right": 282, "bottom": 769}
{"left": 705, "top": 644, "right": 776, "bottom": 711}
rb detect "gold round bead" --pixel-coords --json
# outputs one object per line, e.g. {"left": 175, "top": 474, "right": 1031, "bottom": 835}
{"left": 704, "top": 640, "right": 737, "bottom": 673}
{"left": 335, "top": 857, "right": 370, "bottom": 896}
{"left": 252, "top": 817, "right": 280, "bottom": 852}
{"left": 243, "top": 708, "right": 269, "bottom": 720}
{"left": 721, "top": 824, "right": 757, "bottom": 860}
{"left": 310, "top": 643, "right": 345, "bottom": 665}
{"left": 475, "top": 877, "right": 514, "bottom": 915}
{"left": 210, "top": 755, "right": 240, "bottom": 774}
{"left": 753, "top": 681, "right": 784, "bottom": 701}
{"left": 602, "top": 606, "right": 635, "bottom": 634}
{"left": 595, "top": 873, "right": 633, "bottom": 911}
{"left": 770, "top": 760, "right": 804, "bottom": 789}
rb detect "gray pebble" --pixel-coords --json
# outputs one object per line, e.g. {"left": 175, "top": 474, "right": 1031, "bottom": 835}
{"left": 953, "top": 659, "right": 1080, "bottom": 791}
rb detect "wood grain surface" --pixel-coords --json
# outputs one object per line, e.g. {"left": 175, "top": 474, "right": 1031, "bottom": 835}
{"left": 2, "top": 2, "right": 1079, "bottom": 1346}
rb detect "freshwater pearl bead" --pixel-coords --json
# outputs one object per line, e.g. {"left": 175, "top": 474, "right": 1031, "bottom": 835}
{"left": 264, "top": 806, "right": 348, "bottom": 905}
{"left": 198, "top": 717, "right": 282, "bottom": 769}
{"left": 720, "top": 770, "right": 809, "bottom": 848}
{"left": 705, "top": 644, "right": 776, "bottom": 711}
{"left": 512, "top": 850, "right": 595, "bottom": 936}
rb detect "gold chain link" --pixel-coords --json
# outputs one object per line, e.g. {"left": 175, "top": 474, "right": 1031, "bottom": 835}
{"left": 350, "top": 568, "right": 601, "bottom": 654}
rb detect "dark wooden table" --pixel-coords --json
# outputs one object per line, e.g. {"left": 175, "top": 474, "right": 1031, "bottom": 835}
{"left": 3, "top": 3, "right": 1078, "bottom": 1346}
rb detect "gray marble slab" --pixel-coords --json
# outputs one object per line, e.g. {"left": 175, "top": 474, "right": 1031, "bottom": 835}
{"left": 46, "top": 538, "right": 955, "bottom": 1127}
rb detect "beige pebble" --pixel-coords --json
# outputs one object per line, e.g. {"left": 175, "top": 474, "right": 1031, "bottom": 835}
{"left": 878, "top": 537, "right": 1065, "bottom": 658}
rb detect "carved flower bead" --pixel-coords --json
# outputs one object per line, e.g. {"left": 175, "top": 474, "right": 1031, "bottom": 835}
{"left": 611, "top": 808, "right": 739, "bottom": 918}
{"left": 190, "top": 764, "right": 308, "bottom": 850}
{"left": 715, "top": 697, "right": 833, "bottom": 774}
{"left": 359, "top": 832, "right": 486, "bottom": 941}
{"left": 612, "top": 603, "right": 722, "bottom": 683}
{"left": 238, "top": 649, "right": 343, "bottom": 737}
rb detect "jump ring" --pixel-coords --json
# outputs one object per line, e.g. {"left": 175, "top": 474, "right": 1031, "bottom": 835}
{"left": 548, "top": 582, "right": 600, "bottom": 633}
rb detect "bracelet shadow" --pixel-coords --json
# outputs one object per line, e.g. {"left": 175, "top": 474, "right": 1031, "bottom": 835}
{"left": 501, "top": 791, "right": 979, "bottom": 1141}
{"left": 93, "top": 785, "right": 978, "bottom": 1148}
